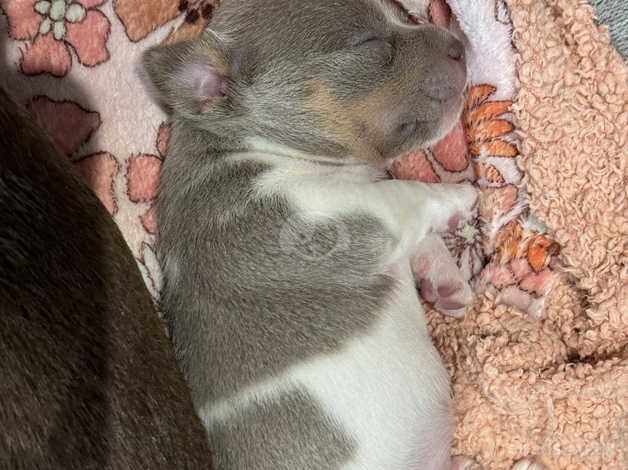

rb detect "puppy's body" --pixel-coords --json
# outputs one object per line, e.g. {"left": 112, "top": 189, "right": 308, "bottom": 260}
{"left": 143, "top": 1, "right": 475, "bottom": 468}
{"left": 0, "top": 89, "right": 210, "bottom": 469}
{"left": 159, "top": 141, "right": 470, "bottom": 469}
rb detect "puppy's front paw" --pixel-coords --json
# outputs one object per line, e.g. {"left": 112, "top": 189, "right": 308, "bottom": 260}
{"left": 447, "top": 183, "right": 478, "bottom": 227}
{"left": 412, "top": 235, "right": 474, "bottom": 317}
{"left": 416, "top": 260, "right": 474, "bottom": 317}
{"left": 427, "top": 183, "right": 478, "bottom": 234}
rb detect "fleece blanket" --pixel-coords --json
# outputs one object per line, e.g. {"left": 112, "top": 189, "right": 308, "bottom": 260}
{"left": 0, "top": 0, "right": 625, "bottom": 468}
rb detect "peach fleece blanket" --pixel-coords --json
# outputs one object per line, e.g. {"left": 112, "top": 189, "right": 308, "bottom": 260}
{"left": 1, "top": 0, "right": 626, "bottom": 468}
{"left": 425, "top": 1, "right": 627, "bottom": 468}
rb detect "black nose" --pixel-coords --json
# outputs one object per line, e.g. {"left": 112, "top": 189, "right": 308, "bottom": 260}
{"left": 447, "top": 38, "right": 464, "bottom": 61}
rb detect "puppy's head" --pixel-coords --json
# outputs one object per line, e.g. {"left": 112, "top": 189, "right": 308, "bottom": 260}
{"left": 142, "top": 0, "right": 466, "bottom": 163}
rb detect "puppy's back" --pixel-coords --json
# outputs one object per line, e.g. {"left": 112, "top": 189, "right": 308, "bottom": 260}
{"left": 0, "top": 89, "right": 210, "bottom": 469}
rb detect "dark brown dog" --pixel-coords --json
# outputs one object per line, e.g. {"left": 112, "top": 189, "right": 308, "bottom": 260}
{"left": 0, "top": 88, "right": 210, "bottom": 469}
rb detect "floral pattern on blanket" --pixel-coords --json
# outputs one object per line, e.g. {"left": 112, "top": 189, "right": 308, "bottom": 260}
{"left": 113, "top": 0, "right": 218, "bottom": 44}
{"left": 27, "top": 95, "right": 120, "bottom": 214}
{"left": 126, "top": 122, "right": 170, "bottom": 234}
{"left": 2, "top": 0, "right": 111, "bottom": 76}
{"left": 0, "top": 0, "right": 218, "bottom": 293}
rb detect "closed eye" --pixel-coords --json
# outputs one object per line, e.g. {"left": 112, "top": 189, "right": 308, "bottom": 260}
{"left": 351, "top": 35, "right": 395, "bottom": 66}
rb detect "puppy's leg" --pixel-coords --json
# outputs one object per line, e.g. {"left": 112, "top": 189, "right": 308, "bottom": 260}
{"left": 279, "top": 177, "right": 477, "bottom": 257}
{"left": 262, "top": 174, "right": 478, "bottom": 305}
{"left": 413, "top": 234, "right": 474, "bottom": 317}
{"left": 387, "top": 180, "right": 477, "bottom": 234}
{"left": 372, "top": 180, "right": 478, "bottom": 264}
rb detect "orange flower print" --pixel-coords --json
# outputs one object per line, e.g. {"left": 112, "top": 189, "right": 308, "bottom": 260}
{"left": 1, "top": 0, "right": 111, "bottom": 77}
{"left": 126, "top": 122, "right": 171, "bottom": 234}
{"left": 492, "top": 217, "right": 560, "bottom": 272}
{"left": 472, "top": 161, "right": 505, "bottom": 184}
{"left": 493, "top": 218, "right": 523, "bottom": 262}
{"left": 479, "top": 184, "right": 519, "bottom": 222}
{"left": 525, "top": 233, "right": 560, "bottom": 273}
{"left": 113, "top": 0, "right": 220, "bottom": 44}
{"left": 27, "top": 96, "right": 119, "bottom": 214}
{"left": 390, "top": 119, "right": 471, "bottom": 183}
{"left": 463, "top": 84, "right": 517, "bottom": 159}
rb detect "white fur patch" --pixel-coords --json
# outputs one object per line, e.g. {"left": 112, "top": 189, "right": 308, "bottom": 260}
{"left": 200, "top": 263, "right": 453, "bottom": 469}
{"left": 231, "top": 149, "right": 476, "bottom": 266}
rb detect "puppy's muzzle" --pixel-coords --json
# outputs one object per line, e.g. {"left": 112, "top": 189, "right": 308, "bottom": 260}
{"left": 418, "top": 29, "right": 467, "bottom": 102}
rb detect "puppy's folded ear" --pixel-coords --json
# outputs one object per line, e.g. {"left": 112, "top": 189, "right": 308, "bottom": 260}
{"left": 141, "top": 32, "right": 231, "bottom": 117}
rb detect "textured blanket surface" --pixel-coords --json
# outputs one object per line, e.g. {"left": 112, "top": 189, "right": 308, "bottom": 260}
{"left": 428, "top": 0, "right": 627, "bottom": 468}
{"left": 0, "top": 0, "right": 626, "bottom": 469}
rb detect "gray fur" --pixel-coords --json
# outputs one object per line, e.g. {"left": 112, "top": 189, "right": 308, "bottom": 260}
{"left": 141, "top": 0, "right": 466, "bottom": 467}
{"left": 588, "top": 0, "right": 628, "bottom": 58}
{"left": 209, "top": 389, "right": 356, "bottom": 469}
{"left": 158, "top": 125, "right": 394, "bottom": 404}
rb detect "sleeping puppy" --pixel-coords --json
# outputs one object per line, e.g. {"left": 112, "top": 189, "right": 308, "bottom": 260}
{"left": 142, "top": 0, "right": 476, "bottom": 468}
{"left": 0, "top": 89, "right": 210, "bottom": 469}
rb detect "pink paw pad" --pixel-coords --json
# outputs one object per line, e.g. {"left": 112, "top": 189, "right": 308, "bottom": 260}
{"left": 414, "top": 260, "right": 474, "bottom": 317}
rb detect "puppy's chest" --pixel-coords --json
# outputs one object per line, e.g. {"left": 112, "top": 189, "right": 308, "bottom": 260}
{"left": 211, "top": 157, "right": 397, "bottom": 302}
{"left": 162, "top": 156, "right": 406, "bottom": 399}
{"left": 192, "top": 156, "right": 391, "bottom": 273}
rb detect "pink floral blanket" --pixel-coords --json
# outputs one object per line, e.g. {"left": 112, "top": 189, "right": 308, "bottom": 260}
{"left": 0, "top": 0, "right": 214, "bottom": 298}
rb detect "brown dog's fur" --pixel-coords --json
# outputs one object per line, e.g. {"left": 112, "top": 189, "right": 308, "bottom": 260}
{"left": 0, "top": 89, "right": 210, "bottom": 469}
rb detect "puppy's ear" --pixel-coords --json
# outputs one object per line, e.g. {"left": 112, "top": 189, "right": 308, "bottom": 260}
{"left": 141, "top": 32, "right": 231, "bottom": 117}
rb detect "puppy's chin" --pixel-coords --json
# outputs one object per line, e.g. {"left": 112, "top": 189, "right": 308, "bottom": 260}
{"left": 425, "top": 96, "right": 465, "bottom": 147}
{"left": 391, "top": 95, "right": 464, "bottom": 161}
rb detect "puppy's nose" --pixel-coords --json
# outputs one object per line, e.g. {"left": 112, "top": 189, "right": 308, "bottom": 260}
{"left": 415, "top": 26, "right": 467, "bottom": 101}
{"left": 446, "top": 38, "right": 464, "bottom": 61}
